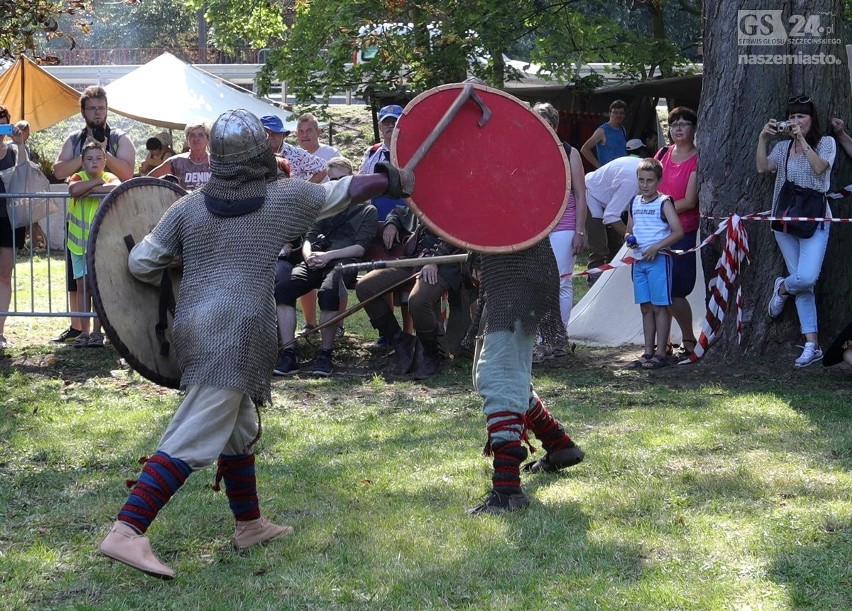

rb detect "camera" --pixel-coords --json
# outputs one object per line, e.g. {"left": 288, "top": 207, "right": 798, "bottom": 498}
{"left": 91, "top": 126, "right": 106, "bottom": 142}
{"left": 0, "top": 124, "right": 14, "bottom": 136}
{"left": 776, "top": 120, "right": 792, "bottom": 134}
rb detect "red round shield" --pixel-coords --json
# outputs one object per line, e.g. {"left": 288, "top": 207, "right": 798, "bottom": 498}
{"left": 391, "top": 83, "right": 570, "bottom": 253}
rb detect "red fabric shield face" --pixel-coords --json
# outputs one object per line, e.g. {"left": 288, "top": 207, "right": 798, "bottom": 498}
{"left": 391, "top": 83, "right": 570, "bottom": 253}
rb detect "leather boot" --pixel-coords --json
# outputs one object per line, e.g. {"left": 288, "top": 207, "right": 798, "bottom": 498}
{"left": 233, "top": 517, "right": 294, "bottom": 550}
{"left": 98, "top": 520, "right": 175, "bottom": 579}
{"left": 413, "top": 330, "right": 443, "bottom": 380}
{"left": 372, "top": 312, "right": 417, "bottom": 374}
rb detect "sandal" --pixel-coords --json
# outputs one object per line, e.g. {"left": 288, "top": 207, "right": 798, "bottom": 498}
{"left": 641, "top": 355, "right": 669, "bottom": 370}
{"left": 629, "top": 353, "right": 652, "bottom": 368}
{"left": 677, "top": 339, "right": 697, "bottom": 358}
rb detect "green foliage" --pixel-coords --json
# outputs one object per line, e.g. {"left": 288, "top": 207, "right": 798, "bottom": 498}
{"left": 249, "top": 0, "right": 702, "bottom": 104}
{"left": 64, "top": 0, "right": 198, "bottom": 50}
{"left": 0, "top": 0, "right": 88, "bottom": 61}
{"left": 185, "top": 0, "right": 288, "bottom": 52}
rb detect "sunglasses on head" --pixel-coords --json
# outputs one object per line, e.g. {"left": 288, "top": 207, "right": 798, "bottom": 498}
{"left": 788, "top": 95, "right": 811, "bottom": 104}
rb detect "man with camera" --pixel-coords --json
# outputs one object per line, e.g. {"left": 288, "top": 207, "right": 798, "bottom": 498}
{"left": 51, "top": 86, "right": 136, "bottom": 345}
{"left": 54, "top": 86, "right": 135, "bottom": 182}
{"left": 274, "top": 201, "right": 378, "bottom": 377}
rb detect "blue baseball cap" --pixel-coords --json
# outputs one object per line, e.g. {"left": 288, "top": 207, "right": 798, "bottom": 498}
{"left": 260, "top": 115, "right": 289, "bottom": 134}
{"left": 378, "top": 104, "right": 403, "bottom": 123}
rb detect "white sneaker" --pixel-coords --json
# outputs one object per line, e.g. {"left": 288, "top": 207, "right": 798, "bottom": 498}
{"left": 0, "top": 334, "right": 8, "bottom": 349}
{"left": 768, "top": 277, "right": 789, "bottom": 318}
{"left": 795, "top": 342, "right": 823, "bottom": 368}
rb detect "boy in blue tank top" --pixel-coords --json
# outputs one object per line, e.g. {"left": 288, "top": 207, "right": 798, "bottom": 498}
{"left": 624, "top": 158, "right": 684, "bottom": 369}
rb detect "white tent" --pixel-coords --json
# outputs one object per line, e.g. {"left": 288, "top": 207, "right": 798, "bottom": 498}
{"left": 567, "top": 244, "right": 707, "bottom": 346}
{"left": 105, "top": 52, "right": 295, "bottom": 130}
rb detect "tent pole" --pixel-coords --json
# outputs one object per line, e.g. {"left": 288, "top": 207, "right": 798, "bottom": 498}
{"left": 19, "top": 54, "right": 26, "bottom": 121}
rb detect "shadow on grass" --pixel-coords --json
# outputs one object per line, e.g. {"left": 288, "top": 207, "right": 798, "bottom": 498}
{"left": 768, "top": 517, "right": 852, "bottom": 609}
{"left": 0, "top": 342, "right": 122, "bottom": 385}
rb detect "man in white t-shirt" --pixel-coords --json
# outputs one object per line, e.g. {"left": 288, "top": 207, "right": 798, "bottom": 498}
{"left": 584, "top": 140, "right": 648, "bottom": 280}
{"left": 297, "top": 113, "right": 340, "bottom": 166}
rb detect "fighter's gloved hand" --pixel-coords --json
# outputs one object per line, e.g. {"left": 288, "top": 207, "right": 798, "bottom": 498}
{"left": 376, "top": 162, "right": 414, "bottom": 199}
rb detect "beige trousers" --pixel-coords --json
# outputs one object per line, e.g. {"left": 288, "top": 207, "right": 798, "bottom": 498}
{"left": 158, "top": 385, "right": 260, "bottom": 470}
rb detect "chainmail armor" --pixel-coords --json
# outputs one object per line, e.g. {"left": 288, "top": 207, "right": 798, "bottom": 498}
{"left": 150, "top": 175, "right": 327, "bottom": 405}
{"left": 466, "top": 239, "right": 565, "bottom": 347}
{"left": 201, "top": 147, "right": 278, "bottom": 202}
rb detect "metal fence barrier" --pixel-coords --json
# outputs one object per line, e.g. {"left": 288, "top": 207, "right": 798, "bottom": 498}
{"left": 2, "top": 190, "right": 105, "bottom": 319}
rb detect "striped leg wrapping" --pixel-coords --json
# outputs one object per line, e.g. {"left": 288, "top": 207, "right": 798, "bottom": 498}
{"left": 525, "top": 398, "right": 573, "bottom": 454}
{"left": 118, "top": 451, "right": 191, "bottom": 534}
{"left": 215, "top": 453, "right": 261, "bottom": 522}
{"left": 490, "top": 439, "right": 528, "bottom": 496}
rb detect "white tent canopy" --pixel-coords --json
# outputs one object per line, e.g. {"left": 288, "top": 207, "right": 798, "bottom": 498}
{"left": 105, "top": 52, "right": 295, "bottom": 130}
{"left": 567, "top": 244, "right": 706, "bottom": 347}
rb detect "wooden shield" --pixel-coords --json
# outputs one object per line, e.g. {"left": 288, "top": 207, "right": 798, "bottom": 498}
{"left": 88, "top": 178, "right": 187, "bottom": 388}
{"left": 391, "top": 83, "right": 570, "bottom": 253}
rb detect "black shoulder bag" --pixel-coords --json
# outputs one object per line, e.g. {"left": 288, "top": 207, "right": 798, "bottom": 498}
{"left": 770, "top": 141, "right": 826, "bottom": 239}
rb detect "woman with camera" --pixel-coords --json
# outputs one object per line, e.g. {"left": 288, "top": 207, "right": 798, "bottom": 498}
{"left": 756, "top": 95, "right": 836, "bottom": 367}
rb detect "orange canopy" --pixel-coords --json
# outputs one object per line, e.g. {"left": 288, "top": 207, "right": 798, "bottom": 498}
{"left": 0, "top": 56, "right": 81, "bottom": 132}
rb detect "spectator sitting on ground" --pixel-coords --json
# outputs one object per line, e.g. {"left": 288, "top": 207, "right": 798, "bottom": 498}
{"left": 261, "top": 115, "right": 327, "bottom": 182}
{"left": 356, "top": 203, "right": 468, "bottom": 379}
{"left": 293, "top": 156, "right": 354, "bottom": 335}
{"left": 823, "top": 322, "right": 852, "bottom": 369}
{"left": 67, "top": 142, "right": 121, "bottom": 347}
{"left": 138, "top": 130, "right": 175, "bottom": 175}
{"left": 274, "top": 189, "right": 378, "bottom": 377}
{"left": 148, "top": 121, "right": 211, "bottom": 191}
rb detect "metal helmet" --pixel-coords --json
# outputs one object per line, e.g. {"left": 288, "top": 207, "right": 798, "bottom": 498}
{"left": 208, "top": 109, "right": 268, "bottom": 164}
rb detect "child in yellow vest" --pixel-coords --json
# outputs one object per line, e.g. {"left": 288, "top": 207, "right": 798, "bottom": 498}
{"left": 67, "top": 142, "right": 120, "bottom": 347}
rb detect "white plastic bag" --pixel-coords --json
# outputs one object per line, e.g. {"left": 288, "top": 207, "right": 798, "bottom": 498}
{"left": 0, "top": 152, "right": 57, "bottom": 229}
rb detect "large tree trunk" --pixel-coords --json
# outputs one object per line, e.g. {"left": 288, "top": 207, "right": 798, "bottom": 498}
{"left": 698, "top": 0, "right": 850, "bottom": 359}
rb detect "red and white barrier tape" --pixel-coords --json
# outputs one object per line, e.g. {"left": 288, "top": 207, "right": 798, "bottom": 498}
{"left": 562, "top": 210, "right": 850, "bottom": 364}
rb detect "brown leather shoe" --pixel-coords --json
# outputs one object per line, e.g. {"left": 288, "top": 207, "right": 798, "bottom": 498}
{"left": 233, "top": 517, "right": 294, "bottom": 550}
{"left": 98, "top": 521, "right": 175, "bottom": 580}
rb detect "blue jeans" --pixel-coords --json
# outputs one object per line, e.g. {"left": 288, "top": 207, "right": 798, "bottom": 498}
{"left": 773, "top": 224, "right": 829, "bottom": 334}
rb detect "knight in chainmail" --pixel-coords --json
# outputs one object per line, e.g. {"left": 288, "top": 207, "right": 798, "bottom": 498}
{"left": 98, "top": 109, "right": 414, "bottom": 579}
{"left": 468, "top": 221, "right": 585, "bottom": 515}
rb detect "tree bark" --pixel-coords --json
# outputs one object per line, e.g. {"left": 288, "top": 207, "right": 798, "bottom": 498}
{"left": 698, "top": 0, "right": 850, "bottom": 358}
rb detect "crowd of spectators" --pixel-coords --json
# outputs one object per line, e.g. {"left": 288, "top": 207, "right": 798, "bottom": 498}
{"left": 0, "top": 88, "right": 849, "bottom": 373}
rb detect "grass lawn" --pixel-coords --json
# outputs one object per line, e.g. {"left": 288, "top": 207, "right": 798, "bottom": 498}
{"left": 0, "top": 257, "right": 850, "bottom": 610}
